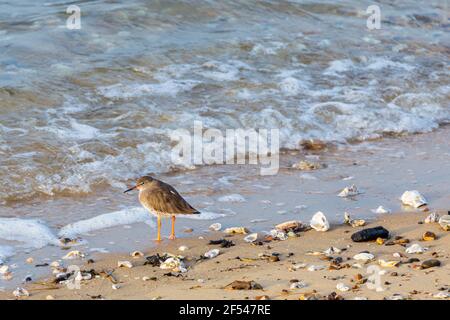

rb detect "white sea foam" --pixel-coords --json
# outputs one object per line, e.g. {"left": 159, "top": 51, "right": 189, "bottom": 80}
{"left": 0, "top": 218, "right": 60, "bottom": 249}
{"left": 59, "top": 207, "right": 229, "bottom": 238}
{"left": 217, "top": 194, "right": 247, "bottom": 203}
{"left": 59, "top": 207, "right": 152, "bottom": 238}
{"left": 97, "top": 79, "right": 199, "bottom": 99}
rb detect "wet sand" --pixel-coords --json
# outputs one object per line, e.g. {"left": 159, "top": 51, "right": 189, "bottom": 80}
{"left": 1, "top": 210, "right": 449, "bottom": 300}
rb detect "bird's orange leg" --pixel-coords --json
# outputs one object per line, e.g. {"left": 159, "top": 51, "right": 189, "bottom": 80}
{"left": 156, "top": 215, "right": 162, "bottom": 242}
{"left": 169, "top": 215, "right": 176, "bottom": 240}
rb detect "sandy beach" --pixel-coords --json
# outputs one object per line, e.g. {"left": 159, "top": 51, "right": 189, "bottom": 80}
{"left": 2, "top": 210, "right": 448, "bottom": 300}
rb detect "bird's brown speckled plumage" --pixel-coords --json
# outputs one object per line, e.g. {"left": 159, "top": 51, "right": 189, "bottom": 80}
{"left": 137, "top": 177, "right": 200, "bottom": 216}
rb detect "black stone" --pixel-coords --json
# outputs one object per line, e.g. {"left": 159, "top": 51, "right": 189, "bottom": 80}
{"left": 351, "top": 226, "right": 389, "bottom": 242}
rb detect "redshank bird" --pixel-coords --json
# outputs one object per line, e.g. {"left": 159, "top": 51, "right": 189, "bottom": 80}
{"left": 124, "top": 175, "right": 200, "bottom": 241}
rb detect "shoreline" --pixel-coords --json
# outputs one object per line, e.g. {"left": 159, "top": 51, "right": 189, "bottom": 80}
{"left": 1, "top": 126, "right": 450, "bottom": 291}
{"left": 1, "top": 210, "right": 449, "bottom": 300}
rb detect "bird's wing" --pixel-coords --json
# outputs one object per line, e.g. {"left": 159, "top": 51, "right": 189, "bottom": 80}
{"left": 150, "top": 184, "right": 199, "bottom": 214}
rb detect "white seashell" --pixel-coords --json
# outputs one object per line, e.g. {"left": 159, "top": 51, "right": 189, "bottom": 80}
{"left": 400, "top": 190, "right": 427, "bottom": 208}
{"left": 204, "top": 249, "right": 220, "bottom": 259}
{"left": 336, "top": 283, "right": 350, "bottom": 292}
{"left": 405, "top": 243, "right": 427, "bottom": 254}
{"left": 354, "top": 297, "right": 368, "bottom": 300}
{"left": 353, "top": 253, "right": 374, "bottom": 261}
{"left": 131, "top": 251, "right": 144, "bottom": 258}
{"left": 178, "top": 245, "right": 189, "bottom": 252}
{"left": 424, "top": 212, "right": 440, "bottom": 224}
{"left": 307, "top": 265, "right": 325, "bottom": 272}
{"left": 372, "top": 206, "right": 391, "bottom": 214}
{"left": 290, "top": 280, "right": 308, "bottom": 289}
{"left": 209, "top": 223, "right": 222, "bottom": 231}
{"left": 117, "top": 260, "right": 133, "bottom": 268}
{"left": 46, "top": 295, "right": 55, "bottom": 300}
{"left": 352, "top": 263, "right": 363, "bottom": 269}
{"left": 438, "top": 215, "right": 450, "bottom": 231}
{"left": 112, "top": 284, "right": 120, "bottom": 290}
{"left": 244, "top": 233, "right": 258, "bottom": 243}
{"left": 393, "top": 252, "right": 401, "bottom": 258}
{"left": 310, "top": 211, "right": 330, "bottom": 232}
{"left": 13, "top": 287, "right": 29, "bottom": 297}
{"left": 338, "top": 184, "right": 362, "bottom": 197}
{"left": 62, "top": 250, "right": 84, "bottom": 260}
{"left": 50, "top": 261, "right": 60, "bottom": 268}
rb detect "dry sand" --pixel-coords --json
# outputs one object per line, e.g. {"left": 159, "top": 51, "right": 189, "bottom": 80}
{"left": 2, "top": 210, "right": 448, "bottom": 300}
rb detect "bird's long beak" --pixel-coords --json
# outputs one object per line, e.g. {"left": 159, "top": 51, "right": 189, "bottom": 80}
{"left": 124, "top": 185, "right": 137, "bottom": 193}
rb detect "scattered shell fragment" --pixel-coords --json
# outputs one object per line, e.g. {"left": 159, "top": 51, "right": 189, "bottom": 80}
{"left": 224, "top": 227, "right": 249, "bottom": 235}
{"left": 307, "top": 265, "right": 325, "bottom": 272}
{"left": 290, "top": 263, "right": 307, "bottom": 270}
{"left": 290, "top": 280, "right": 308, "bottom": 289}
{"left": 438, "top": 215, "right": 450, "bottom": 231}
{"left": 209, "top": 223, "right": 222, "bottom": 231}
{"left": 292, "top": 160, "right": 322, "bottom": 171}
{"left": 204, "top": 249, "right": 220, "bottom": 259}
{"left": 424, "top": 212, "right": 439, "bottom": 224}
{"left": 244, "top": 233, "right": 258, "bottom": 243}
{"left": 353, "top": 253, "right": 374, "bottom": 262}
{"left": 405, "top": 243, "right": 427, "bottom": 254}
{"left": 400, "top": 190, "right": 427, "bottom": 208}
{"left": 269, "top": 229, "right": 288, "bottom": 241}
{"left": 422, "top": 231, "right": 436, "bottom": 241}
{"left": 275, "top": 220, "right": 303, "bottom": 232}
{"left": 160, "top": 257, "right": 187, "bottom": 273}
{"left": 310, "top": 211, "right": 330, "bottom": 232}
{"left": 117, "top": 260, "right": 133, "bottom": 268}
{"left": 323, "top": 247, "right": 341, "bottom": 255}
{"left": 224, "top": 280, "right": 263, "bottom": 290}
{"left": 336, "top": 283, "right": 350, "bottom": 292}
{"left": 46, "top": 295, "right": 55, "bottom": 300}
{"left": 255, "top": 295, "right": 270, "bottom": 300}
{"left": 112, "top": 284, "right": 120, "bottom": 290}
{"left": 378, "top": 260, "right": 400, "bottom": 268}
{"left": 62, "top": 250, "right": 84, "bottom": 260}
{"left": 131, "top": 251, "right": 144, "bottom": 258}
{"left": 344, "top": 212, "right": 365, "bottom": 227}
{"left": 338, "top": 184, "right": 362, "bottom": 197}
{"left": 178, "top": 246, "right": 189, "bottom": 252}
{"left": 13, "top": 287, "right": 29, "bottom": 298}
